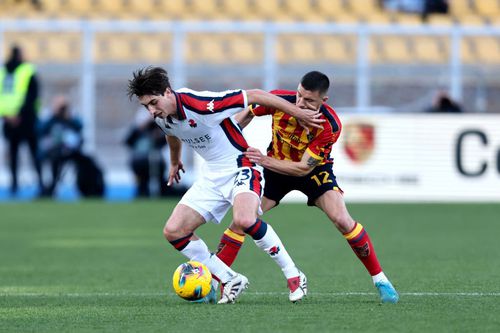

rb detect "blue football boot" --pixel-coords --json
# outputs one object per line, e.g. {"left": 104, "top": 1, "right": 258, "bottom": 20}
{"left": 375, "top": 280, "right": 399, "bottom": 304}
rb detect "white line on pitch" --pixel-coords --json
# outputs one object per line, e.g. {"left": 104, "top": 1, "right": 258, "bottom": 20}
{"left": 1, "top": 292, "right": 499, "bottom": 297}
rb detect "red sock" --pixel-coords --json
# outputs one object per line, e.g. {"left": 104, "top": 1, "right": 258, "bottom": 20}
{"left": 343, "top": 222, "right": 382, "bottom": 276}
{"left": 216, "top": 228, "right": 245, "bottom": 267}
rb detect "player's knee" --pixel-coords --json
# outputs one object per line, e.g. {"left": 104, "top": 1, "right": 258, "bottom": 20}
{"left": 163, "top": 223, "right": 183, "bottom": 241}
{"left": 330, "top": 213, "right": 355, "bottom": 234}
{"left": 232, "top": 216, "right": 256, "bottom": 230}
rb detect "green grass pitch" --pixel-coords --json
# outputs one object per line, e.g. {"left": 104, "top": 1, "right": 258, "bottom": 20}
{"left": 1, "top": 201, "right": 499, "bottom": 332}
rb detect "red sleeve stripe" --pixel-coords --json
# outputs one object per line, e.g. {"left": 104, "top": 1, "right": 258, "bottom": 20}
{"left": 179, "top": 91, "right": 244, "bottom": 114}
{"left": 220, "top": 118, "right": 249, "bottom": 152}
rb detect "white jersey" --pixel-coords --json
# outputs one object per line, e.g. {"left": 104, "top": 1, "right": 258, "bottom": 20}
{"left": 154, "top": 88, "right": 253, "bottom": 177}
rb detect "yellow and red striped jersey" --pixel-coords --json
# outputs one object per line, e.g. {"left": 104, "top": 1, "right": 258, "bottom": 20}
{"left": 251, "top": 90, "right": 341, "bottom": 165}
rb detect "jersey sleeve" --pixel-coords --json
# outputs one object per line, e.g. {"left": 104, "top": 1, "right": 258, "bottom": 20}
{"left": 250, "top": 104, "right": 273, "bottom": 117}
{"left": 178, "top": 88, "right": 248, "bottom": 126}
{"left": 306, "top": 126, "right": 340, "bottom": 161}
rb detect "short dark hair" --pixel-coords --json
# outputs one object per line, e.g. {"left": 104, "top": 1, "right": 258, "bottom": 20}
{"left": 127, "top": 66, "right": 171, "bottom": 100}
{"left": 300, "top": 71, "right": 330, "bottom": 96}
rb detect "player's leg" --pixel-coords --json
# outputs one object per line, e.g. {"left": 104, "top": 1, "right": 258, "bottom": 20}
{"left": 232, "top": 191, "right": 307, "bottom": 302}
{"left": 216, "top": 196, "right": 277, "bottom": 267}
{"left": 314, "top": 190, "right": 399, "bottom": 303}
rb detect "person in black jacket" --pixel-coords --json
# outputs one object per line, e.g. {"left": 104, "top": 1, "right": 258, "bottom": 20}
{"left": 0, "top": 45, "right": 43, "bottom": 195}
{"left": 124, "top": 109, "right": 168, "bottom": 197}
{"left": 38, "top": 95, "right": 83, "bottom": 196}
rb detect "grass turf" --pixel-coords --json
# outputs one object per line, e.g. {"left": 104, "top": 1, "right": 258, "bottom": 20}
{"left": 0, "top": 201, "right": 499, "bottom": 332}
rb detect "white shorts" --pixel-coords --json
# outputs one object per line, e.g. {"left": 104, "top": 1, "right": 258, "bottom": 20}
{"left": 179, "top": 166, "right": 264, "bottom": 224}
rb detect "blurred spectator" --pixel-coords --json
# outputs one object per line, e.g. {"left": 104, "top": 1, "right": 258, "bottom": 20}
{"left": 124, "top": 109, "right": 169, "bottom": 198}
{"left": 426, "top": 90, "right": 463, "bottom": 113}
{"left": 38, "top": 95, "right": 83, "bottom": 196}
{"left": 422, "top": 0, "right": 449, "bottom": 21}
{"left": 0, "top": 45, "right": 44, "bottom": 195}
{"left": 382, "top": 0, "right": 424, "bottom": 13}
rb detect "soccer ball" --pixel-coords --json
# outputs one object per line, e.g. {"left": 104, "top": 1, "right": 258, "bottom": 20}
{"left": 172, "top": 261, "right": 212, "bottom": 301}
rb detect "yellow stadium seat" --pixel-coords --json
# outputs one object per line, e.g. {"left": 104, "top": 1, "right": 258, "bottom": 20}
{"left": 392, "top": 13, "right": 422, "bottom": 25}
{"left": 134, "top": 33, "right": 172, "bottom": 63}
{"left": 126, "top": 0, "right": 157, "bottom": 20}
{"left": 154, "top": 0, "right": 191, "bottom": 20}
{"left": 412, "top": 36, "right": 449, "bottom": 63}
{"left": 461, "top": 38, "right": 476, "bottom": 64}
{"left": 276, "top": 35, "right": 320, "bottom": 63}
{"left": 220, "top": 0, "right": 258, "bottom": 20}
{"left": 43, "top": 33, "right": 82, "bottom": 63}
{"left": 185, "top": 34, "right": 227, "bottom": 64}
{"left": 458, "top": 14, "right": 487, "bottom": 25}
{"left": 253, "top": 0, "right": 294, "bottom": 21}
{"left": 472, "top": 36, "right": 500, "bottom": 64}
{"left": 94, "top": 33, "right": 137, "bottom": 63}
{"left": 425, "top": 14, "right": 454, "bottom": 26}
{"left": 320, "top": 35, "right": 356, "bottom": 64}
{"left": 285, "top": 0, "right": 325, "bottom": 22}
{"left": 227, "top": 35, "right": 264, "bottom": 64}
{"left": 474, "top": 0, "right": 500, "bottom": 19}
{"left": 378, "top": 35, "right": 413, "bottom": 63}
{"left": 3, "top": 32, "right": 42, "bottom": 62}
{"left": 316, "top": 0, "right": 346, "bottom": 21}
{"left": 190, "top": 0, "right": 225, "bottom": 20}
{"left": 450, "top": 0, "right": 471, "bottom": 18}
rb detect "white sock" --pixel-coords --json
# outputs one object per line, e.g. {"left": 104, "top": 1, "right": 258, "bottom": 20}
{"left": 253, "top": 224, "right": 298, "bottom": 279}
{"left": 372, "top": 271, "right": 388, "bottom": 284}
{"left": 180, "top": 239, "right": 211, "bottom": 263}
{"left": 180, "top": 238, "right": 235, "bottom": 284}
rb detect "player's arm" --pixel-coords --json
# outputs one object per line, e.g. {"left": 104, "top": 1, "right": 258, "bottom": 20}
{"left": 244, "top": 147, "right": 320, "bottom": 177}
{"left": 234, "top": 107, "right": 255, "bottom": 129}
{"left": 166, "top": 135, "right": 185, "bottom": 186}
{"left": 246, "top": 89, "right": 324, "bottom": 130}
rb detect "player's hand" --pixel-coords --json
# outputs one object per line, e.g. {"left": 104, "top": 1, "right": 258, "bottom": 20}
{"left": 244, "top": 147, "right": 265, "bottom": 164}
{"left": 294, "top": 108, "right": 324, "bottom": 133}
{"left": 167, "top": 162, "right": 185, "bottom": 186}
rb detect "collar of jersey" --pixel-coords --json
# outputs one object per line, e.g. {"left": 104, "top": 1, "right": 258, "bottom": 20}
{"left": 173, "top": 91, "right": 187, "bottom": 120}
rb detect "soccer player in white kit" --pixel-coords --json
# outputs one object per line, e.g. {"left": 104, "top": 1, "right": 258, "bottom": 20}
{"left": 127, "top": 67, "right": 323, "bottom": 304}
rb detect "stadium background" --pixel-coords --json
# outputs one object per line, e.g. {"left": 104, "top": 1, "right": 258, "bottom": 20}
{"left": 1, "top": 1, "right": 500, "bottom": 332}
{"left": 0, "top": 0, "right": 499, "bottom": 202}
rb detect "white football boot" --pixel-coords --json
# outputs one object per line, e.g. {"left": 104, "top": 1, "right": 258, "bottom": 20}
{"left": 288, "top": 270, "right": 308, "bottom": 303}
{"left": 217, "top": 273, "right": 249, "bottom": 304}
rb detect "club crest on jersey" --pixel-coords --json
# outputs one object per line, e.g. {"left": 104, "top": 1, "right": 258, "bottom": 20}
{"left": 343, "top": 123, "right": 375, "bottom": 164}
{"left": 188, "top": 119, "right": 197, "bottom": 128}
{"left": 207, "top": 99, "right": 215, "bottom": 112}
{"left": 268, "top": 246, "right": 280, "bottom": 256}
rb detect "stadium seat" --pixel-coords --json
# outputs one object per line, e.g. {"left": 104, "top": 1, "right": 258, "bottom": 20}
{"left": 190, "top": 0, "right": 225, "bottom": 21}
{"left": 425, "top": 14, "right": 454, "bottom": 26}
{"left": 284, "top": 0, "right": 322, "bottom": 22}
{"left": 227, "top": 35, "right": 264, "bottom": 64}
{"left": 450, "top": 0, "right": 472, "bottom": 18}
{"left": 316, "top": 0, "right": 345, "bottom": 21}
{"left": 377, "top": 35, "right": 413, "bottom": 63}
{"left": 94, "top": 33, "right": 138, "bottom": 63}
{"left": 185, "top": 33, "right": 227, "bottom": 64}
{"left": 220, "top": 0, "right": 258, "bottom": 21}
{"left": 471, "top": 36, "right": 500, "bottom": 64}
{"left": 277, "top": 35, "right": 319, "bottom": 63}
{"left": 320, "top": 35, "right": 357, "bottom": 64}
{"left": 134, "top": 33, "right": 172, "bottom": 63}
{"left": 412, "top": 36, "right": 449, "bottom": 63}
{"left": 347, "top": 0, "right": 391, "bottom": 23}
{"left": 474, "top": 0, "right": 500, "bottom": 20}
{"left": 392, "top": 13, "right": 423, "bottom": 25}
{"left": 153, "top": 0, "right": 192, "bottom": 20}
{"left": 253, "top": 0, "right": 292, "bottom": 21}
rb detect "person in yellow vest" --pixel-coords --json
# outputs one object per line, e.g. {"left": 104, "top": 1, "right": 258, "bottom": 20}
{"left": 0, "top": 45, "right": 44, "bottom": 195}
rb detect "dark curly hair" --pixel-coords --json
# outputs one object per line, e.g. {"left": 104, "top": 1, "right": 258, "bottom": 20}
{"left": 127, "top": 66, "right": 171, "bottom": 100}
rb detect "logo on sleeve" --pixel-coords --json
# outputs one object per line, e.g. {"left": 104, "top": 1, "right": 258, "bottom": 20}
{"left": 207, "top": 99, "right": 215, "bottom": 112}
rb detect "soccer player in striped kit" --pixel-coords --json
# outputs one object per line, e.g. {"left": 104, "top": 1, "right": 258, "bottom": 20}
{"left": 127, "top": 67, "right": 323, "bottom": 304}
{"left": 216, "top": 71, "right": 399, "bottom": 304}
